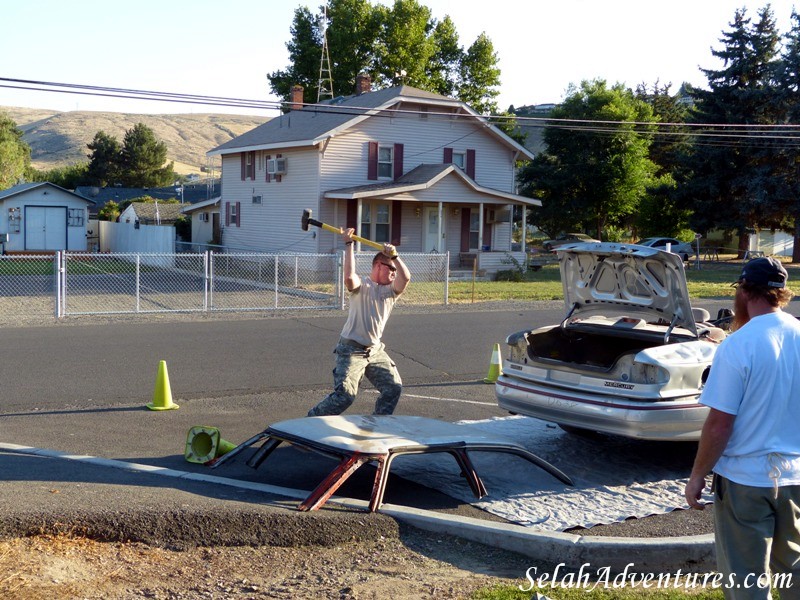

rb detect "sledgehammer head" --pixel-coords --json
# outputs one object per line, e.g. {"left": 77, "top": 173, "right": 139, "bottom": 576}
{"left": 301, "top": 209, "right": 313, "bottom": 231}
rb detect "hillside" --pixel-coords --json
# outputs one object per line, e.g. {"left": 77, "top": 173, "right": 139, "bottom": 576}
{"left": 1, "top": 106, "right": 269, "bottom": 175}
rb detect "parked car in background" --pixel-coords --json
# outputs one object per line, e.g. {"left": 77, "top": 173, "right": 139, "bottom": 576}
{"left": 495, "top": 242, "right": 727, "bottom": 441}
{"left": 635, "top": 237, "right": 696, "bottom": 261}
{"left": 541, "top": 233, "right": 600, "bottom": 251}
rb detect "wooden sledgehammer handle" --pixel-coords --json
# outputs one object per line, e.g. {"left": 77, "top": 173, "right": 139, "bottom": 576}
{"left": 308, "top": 217, "right": 396, "bottom": 256}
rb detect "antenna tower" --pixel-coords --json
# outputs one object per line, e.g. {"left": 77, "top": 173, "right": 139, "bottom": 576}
{"left": 317, "top": 5, "right": 334, "bottom": 102}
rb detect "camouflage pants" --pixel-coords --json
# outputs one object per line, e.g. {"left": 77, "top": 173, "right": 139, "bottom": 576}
{"left": 307, "top": 339, "right": 402, "bottom": 416}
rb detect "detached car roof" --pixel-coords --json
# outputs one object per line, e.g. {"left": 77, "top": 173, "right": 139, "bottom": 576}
{"left": 556, "top": 242, "right": 697, "bottom": 337}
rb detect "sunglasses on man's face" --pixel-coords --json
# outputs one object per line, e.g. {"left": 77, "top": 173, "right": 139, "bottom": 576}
{"left": 378, "top": 262, "right": 397, "bottom": 272}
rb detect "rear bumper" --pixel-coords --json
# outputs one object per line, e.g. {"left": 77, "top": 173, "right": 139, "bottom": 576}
{"left": 495, "top": 374, "right": 707, "bottom": 441}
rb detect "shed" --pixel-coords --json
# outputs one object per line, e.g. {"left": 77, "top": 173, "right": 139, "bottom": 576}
{"left": 0, "top": 182, "right": 95, "bottom": 252}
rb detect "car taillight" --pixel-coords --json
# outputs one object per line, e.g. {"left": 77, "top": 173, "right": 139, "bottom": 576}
{"left": 629, "top": 362, "right": 669, "bottom": 384}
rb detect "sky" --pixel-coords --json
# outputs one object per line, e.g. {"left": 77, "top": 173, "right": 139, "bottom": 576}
{"left": 1, "top": 0, "right": 796, "bottom": 117}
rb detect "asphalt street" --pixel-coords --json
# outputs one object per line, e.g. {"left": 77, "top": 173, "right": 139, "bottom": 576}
{"left": 2, "top": 298, "right": 789, "bottom": 565}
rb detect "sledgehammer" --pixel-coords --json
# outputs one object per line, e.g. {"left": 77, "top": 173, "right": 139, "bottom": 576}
{"left": 301, "top": 209, "right": 397, "bottom": 257}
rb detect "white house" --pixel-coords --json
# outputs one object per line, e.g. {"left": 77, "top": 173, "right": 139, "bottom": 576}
{"left": 118, "top": 201, "right": 184, "bottom": 226}
{"left": 207, "top": 76, "right": 539, "bottom": 272}
{"left": 0, "top": 182, "right": 94, "bottom": 252}
{"left": 181, "top": 197, "right": 220, "bottom": 246}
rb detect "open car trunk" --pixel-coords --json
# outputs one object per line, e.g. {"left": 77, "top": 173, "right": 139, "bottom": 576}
{"left": 524, "top": 325, "right": 679, "bottom": 371}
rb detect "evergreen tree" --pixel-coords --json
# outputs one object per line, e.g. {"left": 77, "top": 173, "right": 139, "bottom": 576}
{"left": 0, "top": 113, "right": 31, "bottom": 189}
{"left": 685, "top": 7, "right": 782, "bottom": 255}
{"left": 119, "top": 123, "right": 175, "bottom": 188}
{"left": 86, "top": 131, "right": 122, "bottom": 187}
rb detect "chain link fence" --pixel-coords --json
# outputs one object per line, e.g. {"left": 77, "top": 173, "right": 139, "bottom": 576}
{"left": 0, "top": 251, "right": 449, "bottom": 319}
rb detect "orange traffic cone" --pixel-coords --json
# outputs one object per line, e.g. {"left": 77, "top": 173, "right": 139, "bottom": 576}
{"left": 147, "top": 360, "right": 179, "bottom": 410}
{"left": 483, "top": 343, "right": 502, "bottom": 384}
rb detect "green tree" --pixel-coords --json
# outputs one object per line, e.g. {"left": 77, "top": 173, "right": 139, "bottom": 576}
{"left": 427, "top": 16, "right": 462, "bottom": 97}
{"left": 98, "top": 200, "right": 121, "bottom": 222}
{"left": 634, "top": 82, "right": 693, "bottom": 238}
{"left": 774, "top": 9, "right": 800, "bottom": 261}
{"left": 372, "top": 0, "right": 436, "bottom": 89}
{"left": 0, "top": 113, "right": 31, "bottom": 189}
{"left": 458, "top": 33, "right": 501, "bottom": 115}
{"left": 119, "top": 124, "right": 175, "bottom": 188}
{"left": 518, "top": 80, "right": 658, "bottom": 239}
{"left": 684, "top": 6, "right": 782, "bottom": 256}
{"left": 28, "top": 162, "right": 90, "bottom": 189}
{"left": 86, "top": 131, "right": 122, "bottom": 187}
{"left": 268, "top": 0, "right": 500, "bottom": 108}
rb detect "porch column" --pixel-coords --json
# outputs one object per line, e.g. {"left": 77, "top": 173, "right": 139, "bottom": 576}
{"left": 521, "top": 205, "right": 527, "bottom": 253}
{"left": 479, "top": 202, "right": 484, "bottom": 251}
{"left": 437, "top": 202, "right": 443, "bottom": 252}
{"left": 355, "top": 200, "right": 363, "bottom": 252}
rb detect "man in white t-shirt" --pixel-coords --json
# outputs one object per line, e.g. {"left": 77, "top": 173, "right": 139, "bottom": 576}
{"left": 685, "top": 256, "right": 800, "bottom": 599}
{"left": 307, "top": 227, "right": 411, "bottom": 416}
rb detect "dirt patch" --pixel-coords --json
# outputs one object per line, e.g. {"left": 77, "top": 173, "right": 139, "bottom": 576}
{"left": 0, "top": 526, "right": 532, "bottom": 599}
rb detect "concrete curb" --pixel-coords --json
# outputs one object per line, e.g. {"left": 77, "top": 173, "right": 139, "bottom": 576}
{"left": 0, "top": 442, "right": 715, "bottom": 572}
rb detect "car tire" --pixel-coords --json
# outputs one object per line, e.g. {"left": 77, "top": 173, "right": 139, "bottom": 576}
{"left": 557, "top": 423, "right": 602, "bottom": 438}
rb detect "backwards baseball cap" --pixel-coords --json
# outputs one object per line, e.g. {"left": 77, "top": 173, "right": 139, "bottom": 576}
{"left": 736, "top": 256, "right": 788, "bottom": 288}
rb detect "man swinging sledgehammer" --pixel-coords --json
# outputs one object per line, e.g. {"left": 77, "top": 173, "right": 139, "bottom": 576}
{"left": 307, "top": 227, "right": 411, "bottom": 416}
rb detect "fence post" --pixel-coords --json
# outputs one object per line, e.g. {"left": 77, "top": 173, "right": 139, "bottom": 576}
{"left": 203, "top": 251, "right": 209, "bottom": 312}
{"left": 274, "top": 255, "right": 279, "bottom": 309}
{"left": 208, "top": 251, "right": 214, "bottom": 311}
{"left": 135, "top": 254, "right": 141, "bottom": 313}
{"left": 444, "top": 251, "right": 450, "bottom": 305}
{"left": 55, "top": 251, "right": 62, "bottom": 318}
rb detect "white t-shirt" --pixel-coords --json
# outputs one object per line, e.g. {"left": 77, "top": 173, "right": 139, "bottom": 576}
{"left": 340, "top": 277, "right": 397, "bottom": 347}
{"left": 700, "top": 310, "right": 800, "bottom": 487}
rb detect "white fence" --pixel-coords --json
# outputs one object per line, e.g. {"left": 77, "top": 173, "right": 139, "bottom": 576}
{"left": 99, "top": 220, "right": 176, "bottom": 254}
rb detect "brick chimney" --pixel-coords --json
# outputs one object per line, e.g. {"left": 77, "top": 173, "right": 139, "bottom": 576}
{"left": 355, "top": 73, "right": 371, "bottom": 96}
{"left": 290, "top": 85, "right": 304, "bottom": 110}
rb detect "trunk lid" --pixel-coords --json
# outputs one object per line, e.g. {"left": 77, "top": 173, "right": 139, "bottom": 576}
{"left": 557, "top": 242, "right": 698, "bottom": 338}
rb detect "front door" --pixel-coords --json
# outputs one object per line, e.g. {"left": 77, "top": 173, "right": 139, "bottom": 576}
{"left": 25, "top": 206, "right": 67, "bottom": 250}
{"left": 424, "top": 207, "right": 444, "bottom": 252}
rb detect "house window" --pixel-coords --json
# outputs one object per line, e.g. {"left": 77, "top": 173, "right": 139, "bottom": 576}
{"left": 452, "top": 151, "right": 466, "bottom": 170}
{"left": 377, "top": 146, "right": 393, "bottom": 178}
{"left": 68, "top": 208, "right": 85, "bottom": 227}
{"left": 252, "top": 195, "right": 262, "bottom": 205}
{"left": 469, "top": 210, "right": 480, "bottom": 250}
{"left": 360, "top": 202, "right": 391, "bottom": 243}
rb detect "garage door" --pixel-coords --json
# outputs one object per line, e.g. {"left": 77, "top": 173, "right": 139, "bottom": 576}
{"left": 25, "top": 206, "right": 67, "bottom": 250}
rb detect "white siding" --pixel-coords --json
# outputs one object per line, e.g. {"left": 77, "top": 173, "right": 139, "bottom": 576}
{"left": 0, "top": 187, "right": 90, "bottom": 252}
{"left": 219, "top": 149, "right": 322, "bottom": 253}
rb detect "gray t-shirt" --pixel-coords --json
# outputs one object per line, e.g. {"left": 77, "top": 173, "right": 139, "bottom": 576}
{"left": 340, "top": 277, "right": 397, "bottom": 347}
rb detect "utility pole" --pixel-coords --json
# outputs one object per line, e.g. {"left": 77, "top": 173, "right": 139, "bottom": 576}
{"left": 317, "top": 4, "right": 334, "bottom": 102}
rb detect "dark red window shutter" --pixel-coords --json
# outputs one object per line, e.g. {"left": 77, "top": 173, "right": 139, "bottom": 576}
{"left": 265, "top": 154, "right": 271, "bottom": 183}
{"left": 391, "top": 201, "right": 402, "bottom": 245}
{"left": 235, "top": 201, "right": 241, "bottom": 227}
{"left": 466, "top": 149, "right": 476, "bottom": 179}
{"left": 275, "top": 153, "right": 282, "bottom": 183}
{"left": 240, "top": 154, "right": 246, "bottom": 180}
{"left": 225, "top": 202, "right": 231, "bottom": 226}
{"left": 248, "top": 152, "right": 256, "bottom": 179}
{"left": 346, "top": 200, "right": 358, "bottom": 229}
{"left": 460, "top": 209, "right": 470, "bottom": 252}
{"left": 393, "top": 143, "right": 404, "bottom": 180}
{"left": 367, "top": 141, "right": 378, "bottom": 180}
{"left": 443, "top": 147, "right": 453, "bottom": 164}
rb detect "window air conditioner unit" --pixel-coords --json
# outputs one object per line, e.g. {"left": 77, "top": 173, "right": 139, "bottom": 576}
{"left": 267, "top": 157, "right": 287, "bottom": 175}
{"left": 486, "top": 208, "right": 511, "bottom": 223}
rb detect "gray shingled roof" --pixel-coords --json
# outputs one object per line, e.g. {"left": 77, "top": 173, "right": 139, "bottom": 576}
{"left": 129, "top": 202, "right": 184, "bottom": 223}
{"left": 208, "top": 85, "right": 514, "bottom": 156}
{"left": 0, "top": 182, "right": 95, "bottom": 203}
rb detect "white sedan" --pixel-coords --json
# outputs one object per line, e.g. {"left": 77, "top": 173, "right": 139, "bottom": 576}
{"left": 495, "top": 242, "right": 727, "bottom": 441}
